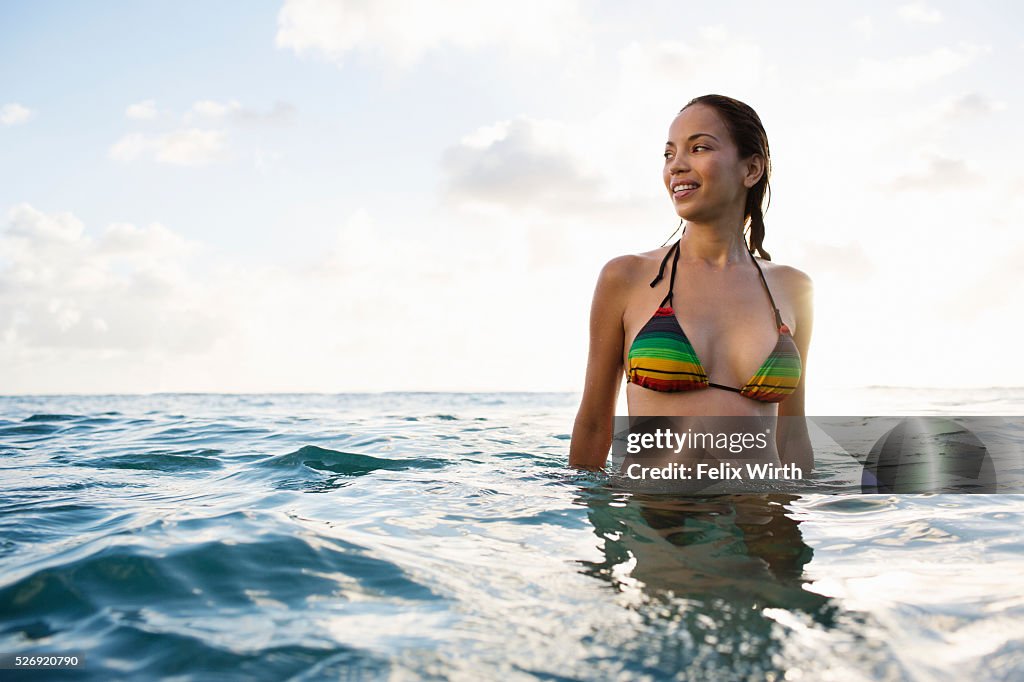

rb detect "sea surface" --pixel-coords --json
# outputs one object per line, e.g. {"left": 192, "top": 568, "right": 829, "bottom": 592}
{"left": 1, "top": 389, "right": 1023, "bottom": 681}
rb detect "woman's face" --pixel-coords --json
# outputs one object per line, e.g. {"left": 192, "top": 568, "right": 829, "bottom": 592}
{"left": 662, "top": 104, "right": 760, "bottom": 223}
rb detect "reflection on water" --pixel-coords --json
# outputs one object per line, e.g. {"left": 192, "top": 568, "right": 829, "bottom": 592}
{"left": 580, "top": 492, "right": 836, "bottom": 610}
{"left": 570, "top": 488, "right": 848, "bottom": 678}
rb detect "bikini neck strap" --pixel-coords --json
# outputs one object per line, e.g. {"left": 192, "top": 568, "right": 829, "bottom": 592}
{"left": 649, "top": 227, "right": 683, "bottom": 308}
{"left": 747, "top": 247, "right": 785, "bottom": 329}
{"left": 649, "top": 226, "right": 785, "bottom": 328}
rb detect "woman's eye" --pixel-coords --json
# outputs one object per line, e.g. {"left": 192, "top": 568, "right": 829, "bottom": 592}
{"left": 692, "top": 145, "right": 709, "bottom": 152}
{"left": 663, "top": 152, "right": 672, "bottom": 159}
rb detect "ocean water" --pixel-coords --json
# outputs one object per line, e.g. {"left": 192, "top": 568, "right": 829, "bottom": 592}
{"left": 1, "top": 389, "right": 1022, "bottom": 681}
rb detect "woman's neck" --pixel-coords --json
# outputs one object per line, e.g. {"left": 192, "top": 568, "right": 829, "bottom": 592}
{"left": 678, "top": 219, "right": 750, "bottom": 269}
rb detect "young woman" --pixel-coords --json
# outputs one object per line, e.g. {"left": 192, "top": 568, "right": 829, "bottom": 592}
{"left": 569, "top": 94, "right": 814, "bottom": 473}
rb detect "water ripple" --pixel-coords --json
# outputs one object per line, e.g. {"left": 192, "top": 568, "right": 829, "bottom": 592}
{"left": 0, "top": 392, "right": 1021, "bottom": 680}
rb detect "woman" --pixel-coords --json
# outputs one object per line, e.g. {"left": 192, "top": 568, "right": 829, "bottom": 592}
{"left": 569, "top": 94, "right": 814, "bottom": 473}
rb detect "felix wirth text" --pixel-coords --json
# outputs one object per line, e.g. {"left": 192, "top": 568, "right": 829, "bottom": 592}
{"left": 623, "top": 461, "right": 803, "bottom": 481}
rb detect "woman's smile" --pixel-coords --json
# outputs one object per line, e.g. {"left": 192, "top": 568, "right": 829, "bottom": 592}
{"left": 672, "top": 185, "right": 699, "bottom": 200}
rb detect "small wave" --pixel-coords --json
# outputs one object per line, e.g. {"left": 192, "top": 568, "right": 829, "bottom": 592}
{"left": 77, "top": 450, "right": 224, "bottom": 471}
{"left": 256, "top": 445, "right": 446, "bottom": 476}
{"left": 23, "top": 413, "right": 82, "bottom": 422}
{"left": 0, "top": 532, "right": 442, "bottom": 625}
{"left": 89, "top": 626, "right": 389, "bottom": 680}
{"left": 0, "top": 423, "right": 64, "bottom": 436}
{"left": 808, "top": 497, "right": 896, "bottom": 513}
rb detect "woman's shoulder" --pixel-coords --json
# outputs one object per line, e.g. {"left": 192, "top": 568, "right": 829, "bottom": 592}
{"left": 755, "top": 257, "right": 813, "bottom": 294}
{"left": 756, "top": 259, "right": 814, "bottom": 332}
{"left": 598, "top": 245, "right": 671, "bottom": 284}
{"left": 590, "top": 247, "right": 670, "bottom": 312}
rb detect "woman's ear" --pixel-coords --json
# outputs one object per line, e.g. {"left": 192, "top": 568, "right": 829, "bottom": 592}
{"left": 743, "top": 154, "right": 765, "bottom": 188}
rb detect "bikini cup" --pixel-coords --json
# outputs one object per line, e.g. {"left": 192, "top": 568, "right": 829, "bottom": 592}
{"left": 626, "top": 237, "right": 802, "bottom": 402}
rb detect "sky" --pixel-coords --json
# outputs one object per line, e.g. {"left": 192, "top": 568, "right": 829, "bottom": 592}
{"left": 1, "top": 0, "right": 1022, "bottom": 399}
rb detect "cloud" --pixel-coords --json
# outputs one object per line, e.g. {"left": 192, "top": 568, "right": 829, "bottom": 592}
{"left": 888, "top": 155, "right": 981, "bottom": 191}
{"left": 898, "top": 2, "right": 943, "bottom": 24}
{"left": 946, "top": 240, "right": 1024, "bottom": 316}
{"left": 442, "top": 28, "right": 778, "bottom": 214}
{"left": 108, "top": 129, "right": 227, "bottom": 165}
{"left": 942, "top": 92, "right": 1008, "bottom": 119}
{"left": 440, "top": 27, "right": 782, "bottom": 228}
{"left": 843, "top": 91, "right": 1009, "bottom": 167}
{"left": 188, "top": 99, "right": 241, "bottom": 119}
{"left": 98, "top": 221, "right": 196, "bottom": 259}
{"left": 1, "top": 103, "right": 33, "bottom": 126}
{"left": 253, "top": 148, "right": 284, "bottom": 174}
{"left": 184, "top": 99, "right": 295, "bottom": 125}
{"left": 0, "top": 203, "right": 220, "bottom": 353}
{"left": 441, "top": 117, "right": 602, "bottom": 213}
{"left": 4, "top": 204, "right": 84, "bottom": 244}
{"left": 438, "top": 114, "right": 663, "bottom": 262}
{"left": 837, "top": 43, "right": 990, "bottom": 91}
{"left": 797, "top": 241, "right": 877, "bottom": 281}
{"left": 111, "top": 99, "right": 293, "bottom": 168}
{"left": 851, "top": 15, "right": 876, "bottom": 40}
{"left": 615, "top": 29, "right": 779, "bottom": 99}
{"left": 433, "top": 26, "right": 787, "bottom": 271}
{"left": 151, "top": 129, "right": 226, "bottom": 165}
{"left": 0, "top": 202, "right": 509, "bottom": 392}
{"left": 231, "top": 100, "right": 296, "bottom": 125}
{"left": 125, "top": 99, "right": 158, "bottom": 120}
{"left": 274, "top": 0, "right": 589, "bottom": 68}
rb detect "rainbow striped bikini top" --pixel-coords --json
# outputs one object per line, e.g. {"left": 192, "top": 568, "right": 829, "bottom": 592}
{"left": 626, "top": 237, "right": 801, "bottom": 402}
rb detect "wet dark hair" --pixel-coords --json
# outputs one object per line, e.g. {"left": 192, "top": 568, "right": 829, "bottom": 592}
{"left": 680, "top": 94, "right": 773, "bottom": 260}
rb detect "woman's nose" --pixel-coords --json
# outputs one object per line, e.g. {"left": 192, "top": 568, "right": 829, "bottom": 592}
{"left": 668, "top": 156, "right": 690, "bottom": 174}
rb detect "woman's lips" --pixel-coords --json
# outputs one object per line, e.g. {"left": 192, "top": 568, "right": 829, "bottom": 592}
{"left": 672, "top": 187, "right": 698, "bottom": 200}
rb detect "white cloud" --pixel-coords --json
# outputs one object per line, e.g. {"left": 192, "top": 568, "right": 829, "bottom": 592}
{"left": 0, "top": 203, "right": 218, "bottom": 353}
{"left": 155, "top": 129, "right": 226, "bottom": 165}
{"left": 185, "top": 98, "right": 241, "bottom": 121}
{"left": 183, "top": 99, "right": 295, "bottom": 125}
{"left": 434, "top": 27, "right": 789, "bottom": 272}
{"left": 232, "top": 100, "right": 296, "bottom": 125}
{"left": 439, "top": 113, "right": 661, "bottom": 271}
{"left": 821, "top": 93, "right": 1007, "bottom": 186}
{"left": 108, "top": 129, "right": 227, "bottom": 165}
{"left": 99, "top": 221, "right": 196, "bottom": 258}
{"left": 111, "top": 100, "right": 293, "bottom": 168}
{"left": 1, "top": 103, "right": 33, "bottom": 125}
{"left": 615, "top": 29, "right": 779, "bottom": 100}
{"left": 8, "top": 5, "right": 1022, "bottom": 392}
{"left": 0, "top": 202, "right": 521, "bottom": 392}
{"left": 797, "top": 241, "right": 877, "bottom": 281}
{"left": 942, "top": 92, "right": 1008, "bottom": 118}
{"left": 837, "top": 43, "right": 990, "bottom": 91}
{"left": 898, "top": 1, "right": 943, "bottom": 24}
{"left": 5, "top": 204, "right": 84, "bottom": 244}
{"left": 108, "top": 133, "right": 150, "bottom": 162}
{"left": 888, "top": 155, "right": 981, "bottom": 191}
{"left": 125, "top": 99, "right": 158, "bottom": 120}
{"left": 441, "top": 117, "right": 602, "bottom": 213}
{"left": 253, "top": 148, "right": 284, "bottom": 174}
{"left": 274, "top": 0, "right": 590, "bottom": 68}
{"left": 851, "top": 15, "right": 876, "bottom": 40}
{"left": 441, "top": 28, "right": 782, "bottom": 225}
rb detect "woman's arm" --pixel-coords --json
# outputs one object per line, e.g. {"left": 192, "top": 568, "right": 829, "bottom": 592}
{"left": 776, "top": 270, "right": 814, "bottom": 473}
{"left": 568, "top": 257, "right": 630, "bottom": 471}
